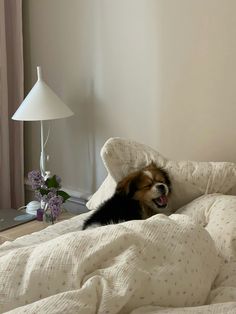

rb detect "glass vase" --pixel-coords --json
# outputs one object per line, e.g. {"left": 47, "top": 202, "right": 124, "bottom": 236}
{"left": 43, "top": 210, "right": 56, "bottom": 224}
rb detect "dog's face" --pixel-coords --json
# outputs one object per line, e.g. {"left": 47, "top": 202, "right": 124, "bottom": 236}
{"left": 116, "top": 163, "right": 171, "bottom": 215}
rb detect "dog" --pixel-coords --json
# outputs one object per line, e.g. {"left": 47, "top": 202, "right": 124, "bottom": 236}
{"left": 82, "top": 162, "right": 171, "bottom": 230}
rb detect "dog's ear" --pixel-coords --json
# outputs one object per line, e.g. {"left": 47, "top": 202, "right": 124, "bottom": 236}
{"left": 116, "top": 172, "right": 140, "bottom": 197}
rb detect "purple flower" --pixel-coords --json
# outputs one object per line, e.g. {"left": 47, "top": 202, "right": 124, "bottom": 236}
{"left": 48, "top": 187, "right": 58, "bottom": 194}
{"left": 35, "top": 190, "right": 43, "bottom": 201}
{"left": 48, "top": 195, "right": 63, "bottom": 218}
{"left": 28, "top": 170, "right": 44, "bottom": 190}
{"left": 28, "top": 169, "right": 70, "bottom": 222}
{"left": 41, "top": 190, "right": 57, "bottom": 203}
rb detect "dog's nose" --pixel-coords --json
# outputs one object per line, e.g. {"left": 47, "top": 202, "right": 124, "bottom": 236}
{"left": 157, "top": 184, "right": 166, "bottom": 194}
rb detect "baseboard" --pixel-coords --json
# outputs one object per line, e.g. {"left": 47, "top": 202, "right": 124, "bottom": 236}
{"left": 24, "top": 179, "right": 91, "bottom": 215}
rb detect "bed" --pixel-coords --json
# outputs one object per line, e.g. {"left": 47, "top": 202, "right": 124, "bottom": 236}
{"left": 1, "top": 138, "right": 236, "bottom": 314}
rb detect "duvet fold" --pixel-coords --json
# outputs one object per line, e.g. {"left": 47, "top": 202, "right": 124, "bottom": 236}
{"left": 0, "top": 214, "right": 219, "bottom": 314}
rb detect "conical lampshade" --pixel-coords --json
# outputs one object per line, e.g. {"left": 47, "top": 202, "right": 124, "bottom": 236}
{"left": 12, "top": 66, "right": 74, "bottom": 121}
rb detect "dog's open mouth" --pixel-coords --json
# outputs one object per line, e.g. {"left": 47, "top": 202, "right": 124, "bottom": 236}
{"left": 153, "top": 195, "right": 168, "bottom": 208}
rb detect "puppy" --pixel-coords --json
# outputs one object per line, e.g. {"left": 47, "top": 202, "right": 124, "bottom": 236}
{"left": 83, "top": 163, "right": 171, "bottom": 230}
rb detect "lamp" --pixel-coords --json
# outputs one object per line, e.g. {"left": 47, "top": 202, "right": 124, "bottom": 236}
{"left": 12, "top": 66, "right": 74, "bottom": 178}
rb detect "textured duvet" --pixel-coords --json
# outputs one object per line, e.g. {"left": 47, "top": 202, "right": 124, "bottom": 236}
{"left": 1, "top": 194, "right": 236, "bottom": 313}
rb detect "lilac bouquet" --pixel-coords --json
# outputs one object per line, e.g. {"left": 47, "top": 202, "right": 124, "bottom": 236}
{"left": 28, "top": 170, "right": 70, "bottom": 222}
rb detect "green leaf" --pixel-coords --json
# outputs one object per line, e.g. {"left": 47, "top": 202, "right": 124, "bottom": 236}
{"left": 46, "top": 175, "right": 60, "bottom": 189}
{"left": 57, "top": 190, "right": 70, "bottom": 202}
{"left": 39, "top": 188, "right": 48, "bottom": 196}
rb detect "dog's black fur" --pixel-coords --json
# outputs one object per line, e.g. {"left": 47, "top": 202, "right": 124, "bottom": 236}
{"left": 83, "top": 194, "right": 142, "bottom": 230}
{"left": 82, "top": 163, "right": 171, "bottom": 230}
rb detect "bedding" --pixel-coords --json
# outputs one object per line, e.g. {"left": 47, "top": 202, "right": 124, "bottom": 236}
{"left": 2, "top": 137, "right": 236, "bottom": 313}
{"left": 87, "top": 138, "right": 236, "bottom": 211}
{"left": 1, "top": 194, "right": 236, "bottom": 313}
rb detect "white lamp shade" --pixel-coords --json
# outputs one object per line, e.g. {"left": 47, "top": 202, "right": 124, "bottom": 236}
{"left": 12, "top": 67, "right": 74, "bottom": 121}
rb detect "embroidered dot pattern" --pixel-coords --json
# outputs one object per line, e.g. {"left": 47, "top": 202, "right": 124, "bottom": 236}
{"left": 0, "top": 210, "right": 221, "bottom": 313}
{"left": 177, "top": 194, "right": 236, "bottom": 307}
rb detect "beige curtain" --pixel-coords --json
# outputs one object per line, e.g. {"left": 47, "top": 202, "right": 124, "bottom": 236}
{"left": 0, "top": 0, "right": 24, "bottom": 209}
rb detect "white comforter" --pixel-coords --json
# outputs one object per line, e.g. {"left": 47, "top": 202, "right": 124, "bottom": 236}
{"left": 1, "top": 194, "right": 236, "bottom": 314}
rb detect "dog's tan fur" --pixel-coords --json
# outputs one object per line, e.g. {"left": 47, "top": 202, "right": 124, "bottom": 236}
{"left": 83, "top": 163, "right": 171, "bottom": 229}
{"left": 117, "top": 162, "right": 171, "bottom": 219}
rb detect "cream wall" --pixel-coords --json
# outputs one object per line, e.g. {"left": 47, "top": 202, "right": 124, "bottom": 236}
{"left": 23, "top": 0, "right": 236, "bottom": 197}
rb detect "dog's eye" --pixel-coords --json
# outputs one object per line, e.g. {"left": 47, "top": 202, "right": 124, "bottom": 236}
{"left": 143, "top": 184, "right": 152, "bottom": 189}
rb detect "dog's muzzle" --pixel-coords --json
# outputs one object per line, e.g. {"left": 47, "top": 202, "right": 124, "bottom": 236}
{"left": 153, "top": 183, "right": 169, "bottom": 207}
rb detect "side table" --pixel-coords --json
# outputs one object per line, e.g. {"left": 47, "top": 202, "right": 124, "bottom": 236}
{"left": 0, "top": 211, "right": 75, "bottom": 244}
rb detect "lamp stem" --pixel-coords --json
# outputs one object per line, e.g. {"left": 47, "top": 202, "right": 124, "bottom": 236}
{"left": 40, "top": 120, "right": 46, "bottom": 177}
{"left": 37, "top": 66, "right": 42, "bottom": 81}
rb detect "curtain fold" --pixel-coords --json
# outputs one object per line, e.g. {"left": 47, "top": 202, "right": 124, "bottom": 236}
{"left": 0, "top": 0, "right": 24, "bottom": 209}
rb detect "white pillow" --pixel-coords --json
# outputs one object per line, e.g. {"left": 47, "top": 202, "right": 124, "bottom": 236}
{"left": 87, "top": 138, "right": 236, "bottom": 210}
